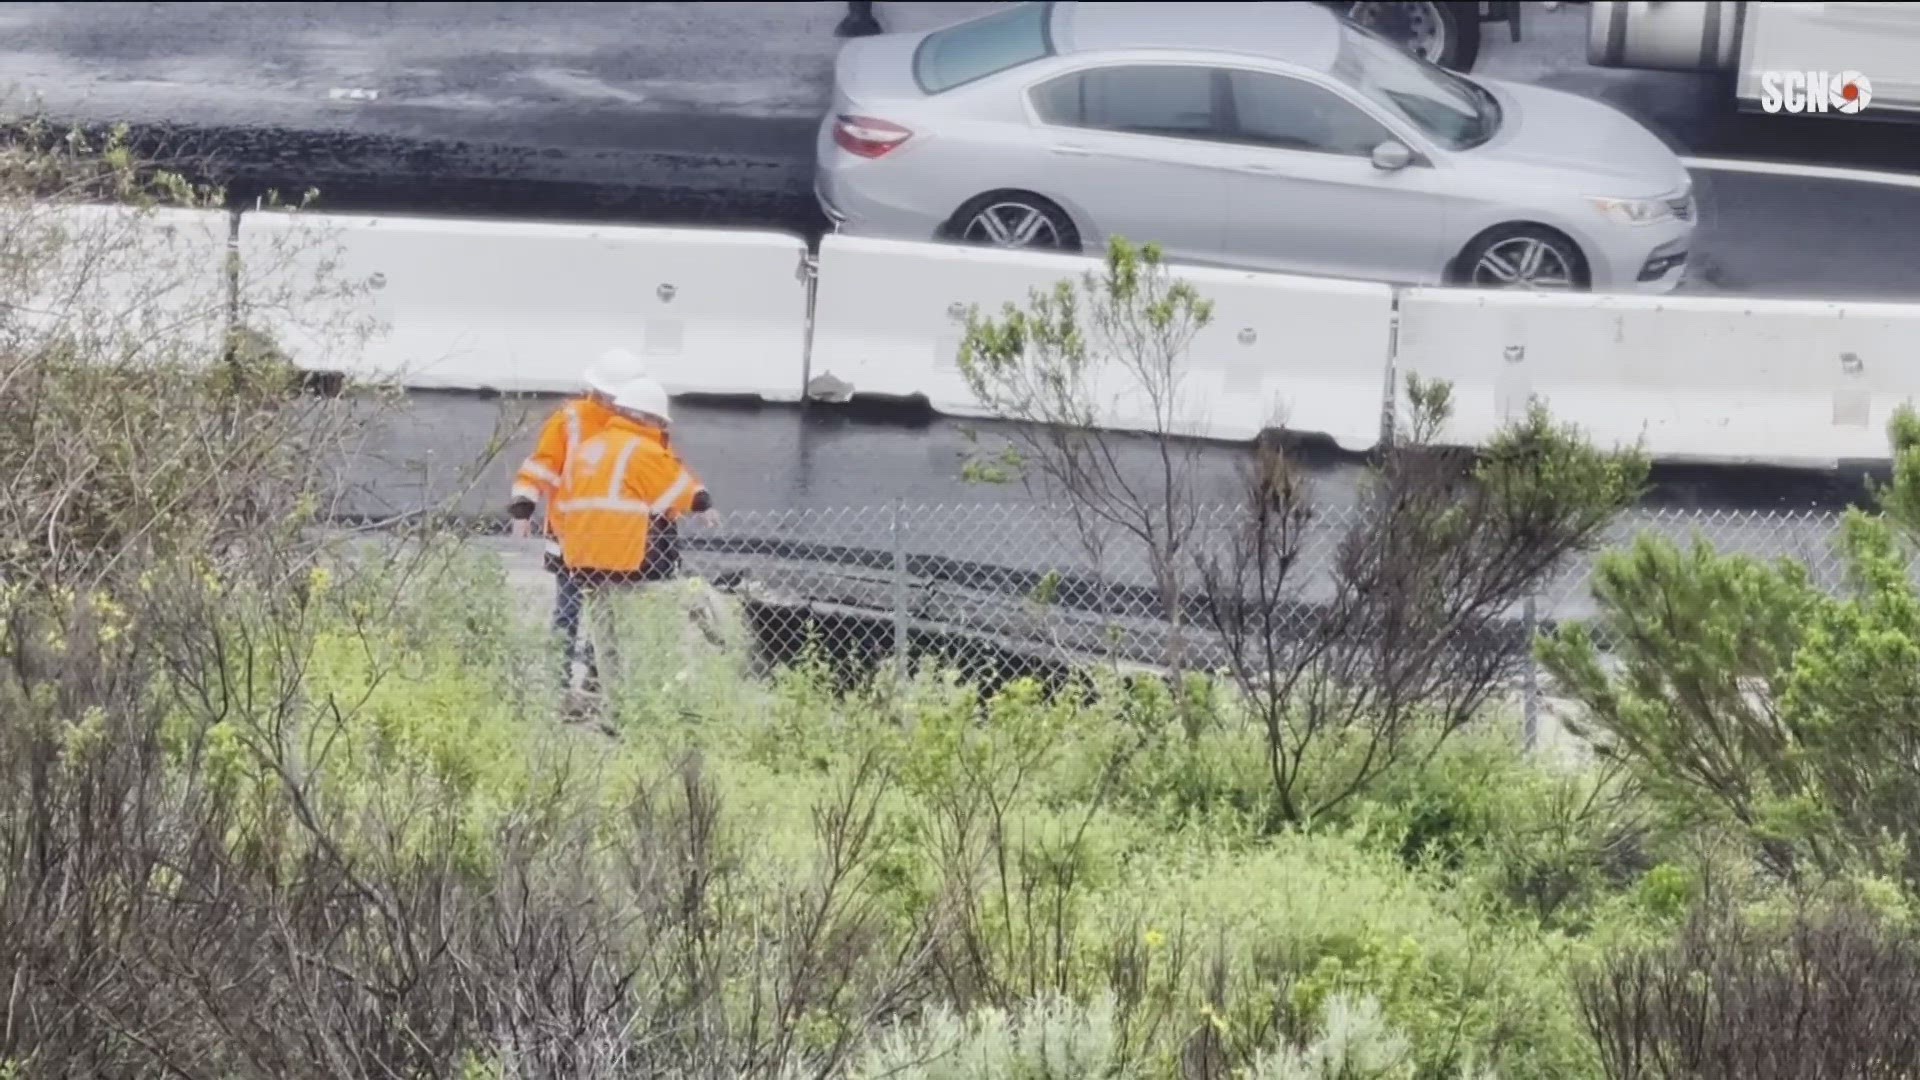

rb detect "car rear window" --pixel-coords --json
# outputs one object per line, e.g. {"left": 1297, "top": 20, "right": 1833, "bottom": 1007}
{"left": 913, "top": 2, "right": 1056, "bottom": 94}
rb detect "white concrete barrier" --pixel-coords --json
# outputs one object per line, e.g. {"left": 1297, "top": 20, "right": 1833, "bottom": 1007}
{"left": 1394, "top": 289, "right": 1920, "bottom": 467}
{"left": 237, "top": 213, "right": 811, "bottom": 399}
{"left": 809, "top": 235, "right": 1393, "bottom": 450}
{"left": 1181, "top": 260, "right": 1395, "bottom": 450}
{"left": 7, "top": 206, "right": 230, "bottom": 362}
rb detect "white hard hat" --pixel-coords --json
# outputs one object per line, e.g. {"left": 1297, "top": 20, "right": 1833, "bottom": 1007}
{"left": 584, "top": 348, "right": 647, "bottom": 397}
{"left": 611, "top": 377, "right": 672, "bottom": 424}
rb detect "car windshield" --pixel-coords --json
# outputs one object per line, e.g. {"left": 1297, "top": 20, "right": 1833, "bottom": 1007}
{"left": 913, "top": 1, "right": 1055, "bottom": 94}
{"left": 1334, "top": 21, "right": 1499, "bottom": 150}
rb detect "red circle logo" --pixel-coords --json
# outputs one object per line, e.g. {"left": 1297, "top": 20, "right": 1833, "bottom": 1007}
{"left": 1832, "top": 72, "right": 1873, "bottom": 114}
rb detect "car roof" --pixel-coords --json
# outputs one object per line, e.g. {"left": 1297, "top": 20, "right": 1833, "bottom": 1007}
{"left": 1049, "top": 1, "right": 1343, "bottom": 72}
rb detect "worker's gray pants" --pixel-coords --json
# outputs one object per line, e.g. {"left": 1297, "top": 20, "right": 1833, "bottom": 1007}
{"left": 577, "top": 576, "right": 646, "bottom": 693}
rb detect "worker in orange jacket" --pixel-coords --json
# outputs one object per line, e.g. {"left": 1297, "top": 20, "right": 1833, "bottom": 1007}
{"left": 508, "top": 348, "right": 647, "bottom": 684}
{"left": 553, "top": 375, "right": 711, "bottom": 693}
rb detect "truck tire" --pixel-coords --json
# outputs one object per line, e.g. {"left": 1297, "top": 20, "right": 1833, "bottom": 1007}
{"left": 1346, "top": 1, "right": 1482, "bottom": 71}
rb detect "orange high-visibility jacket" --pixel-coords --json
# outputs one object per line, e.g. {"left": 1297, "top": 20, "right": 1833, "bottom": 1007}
{"left": 512, "top": 397, "right": 613, "bottom": 542}
{"left": 554, "top": 418, "right": 705, "bottom": 574}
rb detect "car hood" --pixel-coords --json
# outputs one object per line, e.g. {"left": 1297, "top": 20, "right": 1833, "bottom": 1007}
{"left": 1468, "top": 79, "right": 1690, "bottom": 196}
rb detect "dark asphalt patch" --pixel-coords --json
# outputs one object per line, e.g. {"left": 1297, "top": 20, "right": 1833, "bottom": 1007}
{"left": 106, "top": 117, "right": 830, "bottom": 232}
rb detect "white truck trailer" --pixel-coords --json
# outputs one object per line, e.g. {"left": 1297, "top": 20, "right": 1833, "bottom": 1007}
{"left": 1588, "top": 1, "right": 1919, "bottom": 117}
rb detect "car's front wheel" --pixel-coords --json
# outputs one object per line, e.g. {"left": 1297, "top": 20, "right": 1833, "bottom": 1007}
{"left": 947, "top": 192, "right": 1082, "bottom": 253}
{"left": 1454, "top": 225, "right": 1590, "bottom": 291}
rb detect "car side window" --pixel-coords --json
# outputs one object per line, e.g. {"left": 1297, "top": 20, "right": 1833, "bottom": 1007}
{"left": 1030, "top": 73, "right": 1085, "bottom": 126}
{"left": 1031, "top": 65, "right": 1221, "bottom": 139}
{"left": 1226, "top": 70, "right": 1397, "bottom": 156}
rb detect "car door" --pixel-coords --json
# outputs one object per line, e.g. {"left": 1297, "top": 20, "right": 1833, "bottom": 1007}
{"left": 1024, "top": 63, "right": 1236, "bottom": 265}
{"left": 1212, "top": 67, "right": 1456, "bottom": 283}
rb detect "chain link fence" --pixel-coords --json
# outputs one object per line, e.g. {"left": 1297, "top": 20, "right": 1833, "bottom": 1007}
{"left": 532, "top": 501, "right": 1854, "bottom": 710}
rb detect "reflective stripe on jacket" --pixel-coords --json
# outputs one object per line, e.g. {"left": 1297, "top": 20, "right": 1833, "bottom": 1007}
{"left": 512, "top": 397, "right": 612, "bottom": 544}
{"left": 554, "top": 418, "right": 705, "bottom": 574}
{"left": 513, "top": 399, "right": 595, "bottom": 502}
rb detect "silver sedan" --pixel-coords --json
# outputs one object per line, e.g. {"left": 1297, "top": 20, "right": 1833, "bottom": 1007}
{"left": 814, "top": 1, "right": 1695, "bottom": 293}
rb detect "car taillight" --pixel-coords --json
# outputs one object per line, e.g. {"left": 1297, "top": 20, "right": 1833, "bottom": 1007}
{"left": 833, "top": 115, "right": 912, "bottom": 158}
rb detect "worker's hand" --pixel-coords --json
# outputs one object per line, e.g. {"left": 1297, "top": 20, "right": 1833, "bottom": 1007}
{"left": 696, "top": 510, "right": 721, "bottom": 529}
{"left": 510, "top": 518, "right": 532, "bottom": 540}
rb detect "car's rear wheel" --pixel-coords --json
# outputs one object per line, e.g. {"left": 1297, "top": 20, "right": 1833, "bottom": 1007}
{"left": 947, "top": 192, "right": 1081, "bottom": 253}
{"left": 1454, "top": 225, "right": 1590, "bottom": 291}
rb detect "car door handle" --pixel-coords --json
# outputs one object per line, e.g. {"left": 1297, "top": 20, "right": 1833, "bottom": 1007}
{"left": 1051, "top": 143, "right": 1097, "bottom": 157}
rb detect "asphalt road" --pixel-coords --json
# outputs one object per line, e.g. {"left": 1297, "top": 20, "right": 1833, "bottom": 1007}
{"left": 3, "top": 1, "right": 1919, "bottom": 299}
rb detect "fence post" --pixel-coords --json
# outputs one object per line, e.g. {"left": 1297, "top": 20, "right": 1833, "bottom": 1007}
{"left": 890, "top": 500, "right": 909, "bottom": 681}
{"left": 1378, "top": 291, "right": 1401, "bottom": 449}
{"left": 1521, "top": 593, "right": 1540, "bottom": 753}
{"left": 798, "top": 250, "right": 819, "bottom": 410}
{"left": 224, "top": 205, "right": 243, "bottom": 342}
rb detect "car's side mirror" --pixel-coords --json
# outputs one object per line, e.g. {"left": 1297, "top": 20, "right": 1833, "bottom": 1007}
{"left": 1371, "top": 140, "right": 1414, "bottom": 171}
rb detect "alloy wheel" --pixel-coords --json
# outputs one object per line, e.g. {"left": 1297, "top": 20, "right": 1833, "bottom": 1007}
{"left": 1471, "top": 236, "right": 1576, "bottom": 290}
{"left": 961, "top": 202, "right": 1064, "bottom": 249}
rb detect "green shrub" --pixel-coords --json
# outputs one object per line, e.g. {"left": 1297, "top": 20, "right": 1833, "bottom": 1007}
{"left": 850, "top": 992, "right": 1125, "bottom": 1079}
{"left": 1247, "top": 993, "right": 1498, "bottom": 1080}
{"left": 624, "top": 634, "right": 1614, "bottom": 1077}
{"left": 1352, "top": 724, "right": 1653, "bottom": 930}
{"left": 1090, "top": 830, "right": 1594, "bottom": 1079}
{"left": 1577, "top": 899, "right": 1920, "bottom": 1080}
{"left": 1103, "top": 694, "right": 1285, "bottom": 839}
{"left": 1542, "top": 507, "right": 1920, "bottom": 892}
